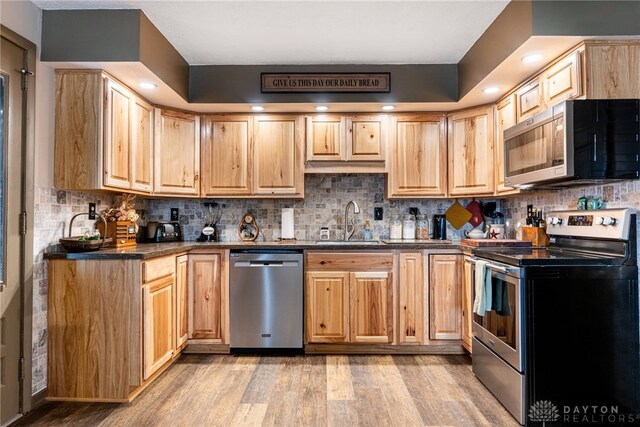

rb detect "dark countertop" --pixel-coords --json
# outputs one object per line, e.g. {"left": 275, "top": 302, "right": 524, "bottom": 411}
{"left": 44, "top": 239, "right": 459, "bottom": 260}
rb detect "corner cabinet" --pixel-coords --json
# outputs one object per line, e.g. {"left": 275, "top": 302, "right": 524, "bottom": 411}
{"left": 154, "top": 109, "right": 200, "bottom": 196}
{"left": 55, "top": 70, "right": 154, "bottom": 194}
{"left": 387, "top": 114, "right": 448, "bottom": 198}
{"left": 447, "top": 106, "right": 495, "bottom": 197}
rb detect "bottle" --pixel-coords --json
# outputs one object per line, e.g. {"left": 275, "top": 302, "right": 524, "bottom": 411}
{"left": 402, "top": 214, "right": 416, "bottom": 239}
{"left": 416, "top": 215, "right": 429, "bottom": 239}
{"left": 390, "top": 215, "right": 402, "bottom": 239}
{"left": 363, "top": 219, "right": 372, "bottom": 241}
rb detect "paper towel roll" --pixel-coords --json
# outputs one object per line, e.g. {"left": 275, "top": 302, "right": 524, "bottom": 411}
{"left": 281, "top": 208, "right": 295, "bottom": 239}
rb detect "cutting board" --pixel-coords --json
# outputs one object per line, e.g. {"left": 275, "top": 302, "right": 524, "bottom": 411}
{"left": 460, "top": 239, "right": 532, "bottom": 247}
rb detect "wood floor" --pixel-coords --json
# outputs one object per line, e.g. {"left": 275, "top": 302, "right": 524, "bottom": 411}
{"left": 17, "top": 354, "right": 518, "bottom": 427}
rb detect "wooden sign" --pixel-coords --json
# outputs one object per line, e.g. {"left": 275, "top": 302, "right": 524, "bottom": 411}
{"left": 261, "top": 73, "right": 390, "bottom": 93}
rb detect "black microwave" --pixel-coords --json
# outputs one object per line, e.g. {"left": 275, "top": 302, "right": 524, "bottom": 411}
{"left": 503, "top": 99, "right": 640, "bottom": 188}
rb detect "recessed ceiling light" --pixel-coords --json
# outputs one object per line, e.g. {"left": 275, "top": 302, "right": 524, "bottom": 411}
{"left": 382, "top": 105, "right": 395, "bottom": 111}
{"left": 483, "top": 87, "right": 499, "bottom": 94}
{"left": 139, "top": 82, "right": 157, "bottom": 90}
{"left": 251, "top": 106, "right": 264, "bottom": 112}
{"left": 522, "top": 53, "right": 543, "bottom": 64}
{"left": 315, "top": 106, "right": 329, "bottom": 112}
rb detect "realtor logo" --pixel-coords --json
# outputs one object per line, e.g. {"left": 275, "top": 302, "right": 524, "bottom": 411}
{"left": 529, "top": 400, "right": 560, "bottom": 426}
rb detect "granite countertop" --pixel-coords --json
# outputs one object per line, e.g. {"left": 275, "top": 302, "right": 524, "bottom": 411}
{"left": 44, "top": 239, "right": 459, "bottom": 260}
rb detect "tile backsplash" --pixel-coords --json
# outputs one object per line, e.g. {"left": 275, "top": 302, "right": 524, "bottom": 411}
{"left": 147, "top": 174, "right": 501, "bottom": 242}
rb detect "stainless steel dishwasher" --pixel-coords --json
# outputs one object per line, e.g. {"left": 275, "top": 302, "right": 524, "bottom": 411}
{"left": 229, "top": 250, "right": 303, "bottom": 351}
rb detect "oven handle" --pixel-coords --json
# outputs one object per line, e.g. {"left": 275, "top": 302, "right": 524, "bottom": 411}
{"left": 467, "top": 257, "right": 515, "bottom": 275}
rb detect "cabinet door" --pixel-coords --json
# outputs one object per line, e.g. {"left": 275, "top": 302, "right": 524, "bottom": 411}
{"left": 429, "top": 254, "right": 463, "bottom": 341}
{"left": 516, "top": 78, "right": 544, "bottom": 122}
{"left": 143, "top": 276, "right": 174, "bottom": 380}
{"left": 305, "top": 272, "right": 350, "bottom": 343}
{"left": 448, "top": 106, "right": 495, "bottom": 196}
{"left": 131, "top": 96, "right": 154, "bottom": 193}
{"left": 346, "top": 115, "right": 385, "bottom": 161}
{"left": 398, "top": 252, "right": 423, "bottom": 344}
{"left": 154, "top": 109, "right": 200, "bottom": 196}
{"left": 201, "top": 115, "right": 252, "bottom": 196}
{"left": 253, "top": 115, "right": 304, "bottom": 196}
{"left": 387, "top": 114, "right": 447, "bottom": 197}
{"left": 103, "top": 78, "right": 131, "bottom": 190}
{"left": 306, "top": 115, "right": 345, "bottom": 161}
{"left": 350, "top": 272, "right": 393, "bottom": 344}
{"left": 188, "top": 254, "right": 223, "bottom": 341}
{"left": 585, "top": 43, "right": 640, "bottom": 99}
{"left": 461, "top": 257, "right": 474, "bottom": 352}
{"left": 175, "top": 255, "right": 189, "bottom": 350}
{"left": 495, "top": 95, "right": 518, "bottom": 195}
{"left": 542, "top": 50, "right": 582, "bottom": 106}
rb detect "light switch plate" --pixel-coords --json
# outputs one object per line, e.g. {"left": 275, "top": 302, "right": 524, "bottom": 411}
{"left": 374, "top": 207, "right": 383, "bottom": 220}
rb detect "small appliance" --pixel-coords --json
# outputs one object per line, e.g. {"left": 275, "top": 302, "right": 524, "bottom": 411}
{"left": 197, "top": 202, "right": 222, "bottom": 242}
{"left": 146, "top": 221, "right": 182, "bottom": 243}
{"left": 432, "top": 214, "right": 447, "bottom": 240}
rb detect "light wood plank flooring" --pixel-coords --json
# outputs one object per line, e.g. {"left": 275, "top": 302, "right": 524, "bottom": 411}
{"left": 17, "top": 354, "right": 518, "bottom": 427}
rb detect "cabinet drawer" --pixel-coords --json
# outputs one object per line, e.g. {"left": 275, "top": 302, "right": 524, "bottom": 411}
{"left": 306, "top": 252, "right": 393, "bottom": 270}
{"left": 143, "top": 256, "right": 176, "bottom": 283}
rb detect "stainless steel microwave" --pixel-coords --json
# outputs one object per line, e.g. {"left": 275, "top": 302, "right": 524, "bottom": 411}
{"left": 503, "top": 99, "right": 640, "bottom": 188}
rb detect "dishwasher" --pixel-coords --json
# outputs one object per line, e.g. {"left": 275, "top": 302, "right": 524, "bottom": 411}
{"left": 229, "top": 250, "right": 303, "bottom": 351}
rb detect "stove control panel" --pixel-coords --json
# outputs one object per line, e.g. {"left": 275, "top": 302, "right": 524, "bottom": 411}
{"left": 546, "top": 208, "right": 635, "bottom": 240}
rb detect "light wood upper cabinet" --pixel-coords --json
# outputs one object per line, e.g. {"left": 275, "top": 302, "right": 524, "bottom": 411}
{"left": 201, "top": 115, "right": 252, "bottom": 196}
{"left": 350, "top": 272, "right": 393, "bottom": 343}
{"left": 306, "top": 115, "right": 345, "bottom": 161}
{"left": 387, "top": 114, "right": 447, "bottom": 198}
{"left": 154, "top": 109, "right": 200, "bottom": 196}
{"left": 516, "top": 77, "right": 544, "bottom": 122}
{"left": 175, "top": 255, "right": 189, "bottom": 351}
{"left": 398, "top": 252, "right": 424, "bottom": 345}
{"left": 305, "top": 271, "right": 350, "bottom": 343}
{"left": 448, "top": 106, "right": 495, "bottom": 197}
{"left": 54, "top": 70, "right": 154, "bottom": 194}
{"left": 253, "top": 114, "right": 304, "bottom": 196}
{"left": 461, "top": 256, "right": 474, "bottom": 352}
{"left": 495, "top": 95, "right": 518, "bottom": 196}
{"left": 429, "top": 254, "right": 463, "bottom": 341}
{"left": 188, "top": 253, "right": 226, "bottom": 342}
{"left": 542, "top": 50, "right": 582, "bottom": 106}
{"left": 584, "top": 42, "right": 640, "bottom": 99}
{"left": 346, "top": 115, "right": 386, "bottom": 161}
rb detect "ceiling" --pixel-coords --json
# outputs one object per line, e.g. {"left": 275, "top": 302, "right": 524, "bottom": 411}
{"left": 31, "top": 0, "right": 510, "bottom": 66}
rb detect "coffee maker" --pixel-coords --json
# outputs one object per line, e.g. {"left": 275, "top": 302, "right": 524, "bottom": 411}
{"left": 432, "top": 214, "right": 447, "bottom": 240}
{"left": 197, "top": 202, "right": 222, "bottom": 242}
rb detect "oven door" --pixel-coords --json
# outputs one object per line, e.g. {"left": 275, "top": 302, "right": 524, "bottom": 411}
{"left": 503, "top": 104, "right": 568, "bottom": 187}
{"left": 471, "top": 258, "right": 523, "bottom": 372}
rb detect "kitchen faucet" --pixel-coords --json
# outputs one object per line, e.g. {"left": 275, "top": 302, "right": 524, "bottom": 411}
{"left": 344, "top": 200, "right": 361, "bottom": 241}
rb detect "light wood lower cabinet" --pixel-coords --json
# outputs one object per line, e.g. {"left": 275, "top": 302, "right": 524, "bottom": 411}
{"left": 398, "top": 252, "right": 424, "bottom": 344}
{"left": 305, "top": 271, "right": 350, "bottom": 343}
{"left": 175, "top": 255, "right": 189, "bottom": 350}
{"left": 429, "top": 254, "right": 463, "bottom": 341}
{"left": 461, "top": 256, "right": 474, "bottom": 352}
{"left": 143, "top": 275, "right": 174, "bottom": 380}
{"left": 350, "top": 272, "right": 393, "bottom": 343}
{"left": 188, "top": 252, "right": 228, "bottom": 343}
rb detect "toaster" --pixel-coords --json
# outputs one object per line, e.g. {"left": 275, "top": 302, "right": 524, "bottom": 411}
{"left": 147, "top": 221, "right": 182, "bottom": 243}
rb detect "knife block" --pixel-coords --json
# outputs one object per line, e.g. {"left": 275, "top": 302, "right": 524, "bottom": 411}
{"left": 521, "top": 226, "right": 550, "bottom": 247}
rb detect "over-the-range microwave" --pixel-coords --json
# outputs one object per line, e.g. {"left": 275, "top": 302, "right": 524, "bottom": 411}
{"left": 503, "top": 99, "right": 640, "bottom": 189}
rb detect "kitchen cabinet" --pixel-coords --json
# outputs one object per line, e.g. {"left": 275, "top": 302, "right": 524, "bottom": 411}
{"left": 200, "top": 115, "right": 252, "bottom": 196}
{"left": 541, "top": 50, "right": 582, "bottom": 106}
{"left": 346, "top": 115, "right": 386, "bottom": 161}
{"left": 188, "top": 252, "right": 227, "bottom": 342}
{"left": 305, "top": 252, "right": 394, "bottom": 344}
{"left": 306, "top": 115, "right": 345, "bottom": 161}
{"left": 584, "top": 41, "right": 640, "bottom": 99}
{"left": 461, "top": 256, "right": 474, "bottom": 352}
{"left": 429, "top": 254, "right": 463, "bottom": 341}
{"left": 515, "top": 77, "right": 543, "bottom": 122}
{"left": 142, "top": 275, "right": 174, "bottom": 380}
{"left": 494, "top": 95, "right": 518, "bottom": 196}
{"left": 154, "top": 109, "right": 200, "bottom": 196}
{"left": 54, "top": 70, "right": 154, "bottom": 194}
{"left": 447, "top": 106, "right": 495, "bottom": 197}
{"left": 175, "top": 254, "right": 189, "bottom": 351}
{"left": 387, "top": 114, "right": 447, "bottom": 198}
{"left": 253, "top": 114, "right": 304, "bottom": 196}
{"left": 398, "top": 252, "right": 424, "bottom": 345}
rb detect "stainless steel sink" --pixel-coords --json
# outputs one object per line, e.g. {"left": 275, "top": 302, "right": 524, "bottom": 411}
{"left": 315, "top": 240, "right": 382, "bottom": 245}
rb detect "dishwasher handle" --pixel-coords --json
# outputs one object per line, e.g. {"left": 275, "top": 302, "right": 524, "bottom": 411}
{"left": 234, "top": 260, "right": 299, "bottom": 268}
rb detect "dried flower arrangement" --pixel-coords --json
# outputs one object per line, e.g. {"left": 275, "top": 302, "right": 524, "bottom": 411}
{"left": 100, "top": 194, "right": 140, "bottom": 227}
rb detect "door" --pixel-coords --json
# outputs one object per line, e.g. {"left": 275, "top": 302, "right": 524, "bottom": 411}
{"left": 346, "top": 115, "right": 385, "bottom": 161}
{"left": 188, "top": 254, "right": 223, "bottom": 341}
{"left": 0, "top": 36, "right": 25, "bottom": 424}
{"left": 495, "top": 95, "right": 518, "bottom": 195}
{"left": 350, "top": 272, "right": 393, "bottom": 343}
{"left": 103, "top": 78, "right": 132, "bottom": 190}
{"left": 398, "top": 252, "right": 423, "bottom": 344}
{"left": 252, "top": 115, "right": 304, "bottom": 196}
{"left": 143, "top": 276, "right": 174, "bottom": 380}
{"left": 429, "top": 254, "right": 463, "bottom": 340}
{"left": 461, "top": 257, "right": 475, "bottom": 351}
{"left": 305, "top": 115, "right": 345, "bottom": 161}
{"left": 175, "top": 255, "right": 188, "bottom": 350}
{"left": 305, "top": 271, "right": 349, "bottom": 343}
{"left": 387, "top": 114, "right": 447, "bottom": 197}
{"left": 200, "top": 115, "right": 252, "bottom": 196}
{"left": 130, "top": 95, "right": 153, "bottom": 192}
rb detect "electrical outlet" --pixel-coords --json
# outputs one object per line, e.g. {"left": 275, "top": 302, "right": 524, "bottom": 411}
{"left": 170, "top": 208, "right": 179, "bottom": 221}
{"left": 88, "top": 203, "right": 96, "bottom": 220}
{"left": 409, "top": 207, "right": 419, "bottom": 216}
{"left": 374, "top": 207, "right": 383, "bottom": 220}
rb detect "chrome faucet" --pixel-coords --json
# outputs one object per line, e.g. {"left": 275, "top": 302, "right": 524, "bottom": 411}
{"left": 344, "top": 200, "right": 361, "bottom": 241}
